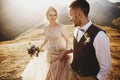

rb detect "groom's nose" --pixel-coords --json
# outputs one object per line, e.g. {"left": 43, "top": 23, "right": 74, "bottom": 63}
{"left": 69, "top": 18, "right": 73, "bottom": 22}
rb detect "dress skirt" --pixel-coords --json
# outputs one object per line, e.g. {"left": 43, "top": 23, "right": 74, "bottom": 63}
{"left": 21, "top": 52, "right": 48, "bottom": 80}
{"left": 45, "top": 46, "right": 71, "bottom": 80}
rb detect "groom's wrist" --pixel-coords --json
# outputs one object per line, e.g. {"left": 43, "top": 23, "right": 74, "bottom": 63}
{"left": 68, "top": 48, "right": 73, "bottom": 53}
{"left": 69, "top": 47, "right": 73, "bottom": 51}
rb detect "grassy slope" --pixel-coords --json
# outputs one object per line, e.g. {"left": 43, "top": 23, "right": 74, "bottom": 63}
{"left": 0, "top": 25, "right": 120, "bottom": 80}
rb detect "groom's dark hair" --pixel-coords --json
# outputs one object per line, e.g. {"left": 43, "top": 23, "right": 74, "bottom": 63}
{"left": 69, "top": 0, "right": 90, "bottom": 17}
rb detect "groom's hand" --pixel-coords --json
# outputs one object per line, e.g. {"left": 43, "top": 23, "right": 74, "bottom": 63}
{"left": 59, "top": 49, "right": 73, "bottom": 61}
{"left": 65, "top": 48, "right": 73, "bottom": 54}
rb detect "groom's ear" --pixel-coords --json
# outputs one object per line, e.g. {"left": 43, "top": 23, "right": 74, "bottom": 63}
{"left": 76, "top": 9, "right": 83, "bottom": 18}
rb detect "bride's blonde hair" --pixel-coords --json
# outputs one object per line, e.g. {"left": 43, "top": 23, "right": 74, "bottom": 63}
{"left": 46, "top": 7, "right": 58, "bottom": 19}
{"left": 43, "top": 7, "right": 59, "bottom": 24}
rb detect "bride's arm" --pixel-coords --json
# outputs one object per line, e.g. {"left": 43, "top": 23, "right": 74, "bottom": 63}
{"left": 61, "top": 26, "right": 69, "bottom": 49}
{"left": 39, "top": 26, "right": 48, "bottom": 51}
{"left": 39, "top": 38, "right": 48, "bottom": 51}
{"left": 62, "top": 35, "right": 69, "bottom": 49}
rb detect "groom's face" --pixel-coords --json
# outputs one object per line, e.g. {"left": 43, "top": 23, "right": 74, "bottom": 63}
{"left": 69, "top": 8, "right": 82, "bottom": 27}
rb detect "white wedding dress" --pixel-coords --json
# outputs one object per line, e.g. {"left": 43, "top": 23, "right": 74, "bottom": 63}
{"left": 21, "top": 24, "right": 71, "bottom": 80}
{"left": 21, "top": 51, "right": 49, "bottom": 80}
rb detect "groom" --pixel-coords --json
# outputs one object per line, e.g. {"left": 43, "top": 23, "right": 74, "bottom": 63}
{"left": 65, "top": 0, "right": 111, "bottom": 80}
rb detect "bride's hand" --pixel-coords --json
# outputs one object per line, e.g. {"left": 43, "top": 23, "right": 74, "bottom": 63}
{"left": 39, "top": 49, "right": 44, "bottom": 52}
{"left": 39, "top": 47, "right": 44, "bottom": 52}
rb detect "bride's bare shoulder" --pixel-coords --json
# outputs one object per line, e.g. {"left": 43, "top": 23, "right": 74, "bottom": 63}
{"left": 44, "top": 25, "right": 49, "bottom": 32}
{"left": 57, "top": 23, "right": 64, "bottom": 28}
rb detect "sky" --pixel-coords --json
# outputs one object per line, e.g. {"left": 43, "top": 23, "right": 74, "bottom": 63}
{"left": 1, "top": 0, "right": 120, "bottom": 28}
{"left": 107, "top": 0, "right": 120, "bottom": 3}
{"left": 1, "top": 0, "right": 120, "bottom": 24}
{"left": 88, "top": 0, "right": 120, "bottom": 3}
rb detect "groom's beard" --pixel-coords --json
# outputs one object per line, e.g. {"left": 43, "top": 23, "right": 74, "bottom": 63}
{"left": 73, "top": 15, "right": 82, "bottom": 27}
{"left": 74, "top": 20, "right": 82, "bottom": 27}
{"left": 74, "top": 24, "right": 78, "bottom": 27}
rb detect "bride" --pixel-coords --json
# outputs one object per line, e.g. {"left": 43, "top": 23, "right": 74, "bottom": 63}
{"left": 21, "top": 7, "right": 71, "bottom": 80}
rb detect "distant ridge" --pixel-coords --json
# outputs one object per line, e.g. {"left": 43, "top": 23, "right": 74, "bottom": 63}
{"left": 15, "top": 23, "right": 45, "bottom": 40}
{"left": 0, "top": 0, "right": 119, "bottom": 41}
{"left": 89, "top": 0, "right": 120, "bottom": 28}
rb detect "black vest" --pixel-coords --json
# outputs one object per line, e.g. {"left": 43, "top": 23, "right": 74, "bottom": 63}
{"left": 71, "top": 24, "right": 104, "bottom": 76}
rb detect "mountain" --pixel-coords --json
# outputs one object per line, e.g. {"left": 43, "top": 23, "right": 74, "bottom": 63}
{"left": 0, "top": 0, "right": 120, "bottom": 41}
{"left": 89, "top": 0, "right": 120, "bottom": 28}
{"left": 59, "top": 0, "right": 120, "bottom": 28}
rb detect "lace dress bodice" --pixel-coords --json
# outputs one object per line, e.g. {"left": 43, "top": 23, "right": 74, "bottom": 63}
{"left": 45, "top": 26, "right": 65, "bottom": 54}
{"left": 46, "top": 27, "right": 63, "bottom": 46}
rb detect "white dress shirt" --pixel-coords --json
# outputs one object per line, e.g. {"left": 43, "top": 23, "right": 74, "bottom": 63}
{"left": 73, "top": 21, "right": 111, "bottom": 80}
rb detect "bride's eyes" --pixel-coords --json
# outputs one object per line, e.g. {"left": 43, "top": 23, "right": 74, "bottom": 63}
{"left": 49, "top": 14, "right": 57, "bottom": 17}
{"left": 49, "top": 15, "right": 53, "bottom": 17}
